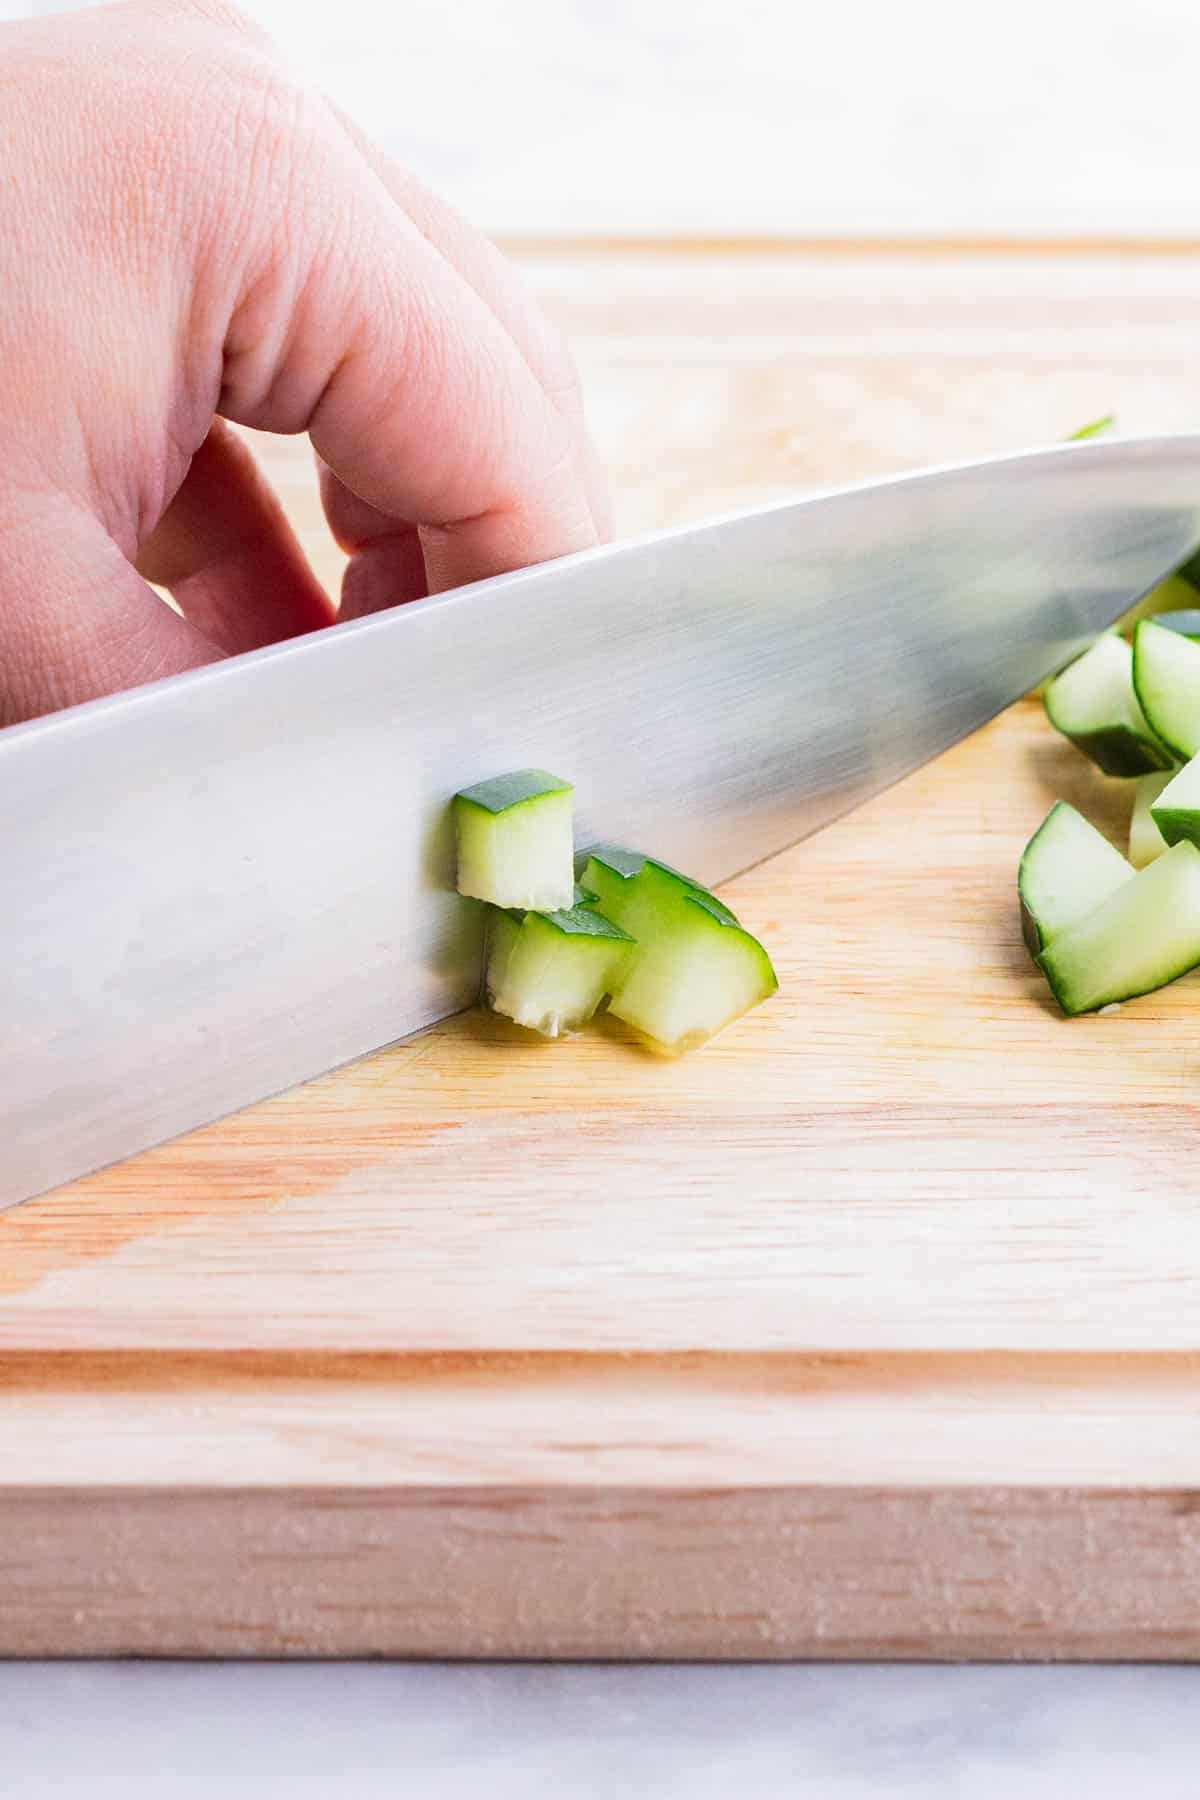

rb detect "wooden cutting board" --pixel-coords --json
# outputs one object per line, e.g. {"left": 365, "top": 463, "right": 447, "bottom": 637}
{"left": 7, "top": 246, "right": 1200, "bottom": 1660}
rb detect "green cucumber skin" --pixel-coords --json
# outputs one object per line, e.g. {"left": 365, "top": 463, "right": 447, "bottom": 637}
{"left": 580, "top": 846, "right": 739, "bottom": 925}
{"left": 1129, "top": 771, "right": 1173, "bottom": 868}
{"left": 1149, "top": 808, "right": 1200, "bottom": 852}
{"left": 1047, "top": 725, "right": 1173, "bottom": 778}
{"left": 532, "top": 901, "right": 633, "bottom": 943}
{"left": 454, "top": 769, "right": 571, "bottom": 815}
{"left": 1019, "top": 899, "right": 1042, "bottom": 958}
{"left": 1132, "top": 621, "right": 1200, "bottom": 763}
{"left": 1040, "top": 941, "right": 1200, "bottom": 1016}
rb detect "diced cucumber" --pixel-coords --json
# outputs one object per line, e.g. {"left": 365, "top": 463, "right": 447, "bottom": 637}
{"left": 1017, "top": 801, "right": 1133, "bottom": 955}
{"left": 454, "top": 769, "right": 574, "bottom": 911}
{"left": 484, "top": 900, "right": 634, "bottom": 1037}
{"left": 1037, "top": 840, "right": 1200, "bottom": 1014}
{"left": 1132, "top": 620, "right": 1200, "bottom": 763}
{"left": 1044, "top": 635, "right": 1172, "bottom": 776}
{"left": 1150, "top": 608, "right": 1200, "bottom": 641}
{"left": 580, "top": 843, "right": 739, "bottom": 925}
{"left": 1129, "top": 771, "right": 1173, "bottom": 868}
{"left": 596, "top": 857, "right": 776, "bottom": 1053}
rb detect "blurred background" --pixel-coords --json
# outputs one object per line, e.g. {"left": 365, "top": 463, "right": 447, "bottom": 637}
{"left": 9, "top": 0, "right": 1200, "bottom": 239}
{"left": 7, "top": 0, "right": 1200, "bottom": 556}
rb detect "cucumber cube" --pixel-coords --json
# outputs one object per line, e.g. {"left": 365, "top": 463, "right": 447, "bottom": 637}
{"left": 454, "top": 770, "right": 574, "bottom": 911}
{"left": 485, "top": 901, "right": 634, "bottom": 1038}
{"left": 595, "top": 856, "right": 776, "bottom": 1053}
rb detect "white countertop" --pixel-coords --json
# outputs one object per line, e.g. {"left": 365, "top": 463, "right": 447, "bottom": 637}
{"left": 2, "top": 1662, "right": 1198, "bottom": 1796}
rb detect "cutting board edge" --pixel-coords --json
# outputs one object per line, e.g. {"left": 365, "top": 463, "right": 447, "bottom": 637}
{"left": 5, "top": 1481, "right": 1200, "bottom": 1660}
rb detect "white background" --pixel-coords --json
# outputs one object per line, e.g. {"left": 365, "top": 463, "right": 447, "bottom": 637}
{"left": 6, "top": 0, "right": 1200, "bottom": 237}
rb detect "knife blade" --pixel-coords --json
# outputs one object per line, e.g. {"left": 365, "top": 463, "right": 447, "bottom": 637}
{"left": 4, "top": 433, "right": 1200, "bottom": 1209}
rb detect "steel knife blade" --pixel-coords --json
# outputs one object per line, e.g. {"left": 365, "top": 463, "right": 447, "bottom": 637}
{"left": 5, "top": 433, "right": 1200, "bottom": 1208}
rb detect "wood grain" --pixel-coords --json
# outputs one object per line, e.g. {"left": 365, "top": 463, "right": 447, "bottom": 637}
{"left": 8, "top": 247, "right": 1200, "bottom": 1657}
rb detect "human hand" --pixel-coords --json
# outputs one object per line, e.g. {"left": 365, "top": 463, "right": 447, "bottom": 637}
{"left": 0, "top": 0, "right": 607, "bottom": 725}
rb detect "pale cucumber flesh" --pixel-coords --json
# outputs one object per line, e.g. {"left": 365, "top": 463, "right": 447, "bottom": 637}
{"left": 1132, "top": 620, "right": 1200, "bottom": 763}
{"left": 1129, "top": 771, "right": 1172, "bottom": 868}
{"left": 1017, "top": 802, "right": 1132, "bottom": 954}
{"left": 454, "top": 776, "right": 575, "bottom": 911}
{"left": 1038, "top": 840, "right": 1200, "bottom": 1014}
{"left": 597, "top": 857, "right": 776, "bottom": 1052}
{"left": 485, "top": 904, "right": 633, "bottom": 1038}
{"left": 1044, "top": 634, "right": 1171, "bottom": 776}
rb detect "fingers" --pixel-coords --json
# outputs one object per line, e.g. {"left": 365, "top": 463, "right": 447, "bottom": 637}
{"left": 329, "top": 105, "right": 613, "bottom": 542}
{"left": 218, "top": 102, "right": 600, "bottom": 597}
{"left": 136, "top": 421, "right": 335, "bottom": 654}
{"left": 315, "top": 107, "right": 612, "bottom": 620}
{"left": 0, "top": 491, "right": 220, "bottom": 727}
{"left": 316, "top": 458, "right": 428, "bottom": 619}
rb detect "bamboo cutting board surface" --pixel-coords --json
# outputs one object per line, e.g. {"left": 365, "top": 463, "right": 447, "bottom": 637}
{"left": 7, "top": 247, "right": 1200, "bottom": 1659}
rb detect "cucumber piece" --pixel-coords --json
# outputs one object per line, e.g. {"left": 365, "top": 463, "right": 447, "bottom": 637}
{"left": 454, "top": 770, "right": 574, "bottom": 911}
{"left": 1150, "top": 608, "right": 1200, "bottom": 641}
{"left": 1044, "top": 635, "right": 1172, "bottom": 776}
{"left": 580, "top": 844, "right": 739, "bottom": 925}
{"left": 1149, "top": 750, "right": 1200, "bottom": 851}
{"left": 1132, "top": 620, "right": 1200, "bottom": 763}
{"left": 1129, "top": 771, "right": 1173, "bottom": 867}
{"left": 1038, "top": 840, "right": 1200, "bottom": 1014}
{"left": 597, "top": 857, "right": 777, "bottom": 1053}
{"left": 1017, "top": 801, "right": 1133, "bottom": 955}
{"left": 485, "top": 901, "right": 634, "bottom": 1038}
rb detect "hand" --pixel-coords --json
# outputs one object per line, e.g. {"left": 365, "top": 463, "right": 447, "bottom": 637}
{"left": 0, "top": 0, "right": 608, "bottom": 725}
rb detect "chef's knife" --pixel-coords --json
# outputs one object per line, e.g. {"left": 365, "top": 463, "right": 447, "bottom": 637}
{"left": 4, "top": 434, "right": 1200, "bottom": 1209}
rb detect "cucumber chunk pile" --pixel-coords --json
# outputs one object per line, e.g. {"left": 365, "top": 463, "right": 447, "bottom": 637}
{"left": 455, "top": 775, "right": 777, "bottom": 1053}
{"left": 1023, "top": 537, "right": 1200, "bottom": 1011}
